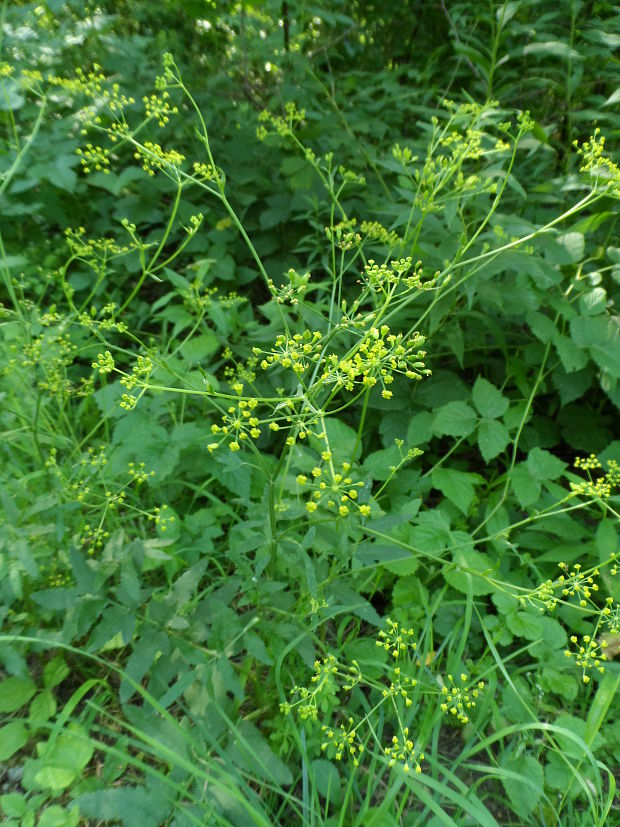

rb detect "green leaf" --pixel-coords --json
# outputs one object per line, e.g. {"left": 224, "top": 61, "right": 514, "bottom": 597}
{"left": 76, "top": 786, "right": 170, "bottom": 827}
{"left": 0, "top": 793, "right": 26, "bottom": 818}
{"left": 506, "top": 611, "right": 544, "bottom": 640}
{"left": 0, "top": 721, "right": 29, "bottom": 761}
{"left": 578, "top": 288, "right": 607, "bottom": 317}
{"left": 431, "top": 468, "right": 483, "bottom": 515}
{"left": 597, "top": 520, "right": 617, "bottom": 561}
{"left": 478, "top": 419, "right": 510, "bottom": 462}
{"left": 309, "top": 418, "right": 360, "bottom": 464}
{"left": 553, "top": 334, "right": 589, "bottom": 372}
{"left": 443, "top": 541, "right": 496, "bottom": 596}
{"left": 472, "top": 377, "right": 508, "bottom": 418}
{"left": 29, "top": 690, "right": 57, "bottom": 724}
{"left": 406, "top": 411, "right": 434, "bottom": 446}
{"left": 510, "top": 465, "right": 541, "bottom": 507}
{"left": 38, "top": 805, "right": 79, "bottom": 827}
{"left": 43, "top": 656, "right": 70, "bottom": 690}
{"left": 501, "top": 754, "right": 544, "bottom": 815}
{"left": 35, "top": 724, "right": 94, "bottom": 791}
{"left": 363, "top": 444, "right": 401, "bottom": 481}
{"left": 433, "top": 401, "right": 477, "bottom": 437}
{"left": 526, "top": 447, "right": 566, "bottom": 481}
{"left": 0, "top": 677, "right": 36, "bottom": 712}
{"left": 178, "top": 332, "right": 219, "bottom": 363}
{"left": 541, "top": 667, "right": 578, "bottom": 700}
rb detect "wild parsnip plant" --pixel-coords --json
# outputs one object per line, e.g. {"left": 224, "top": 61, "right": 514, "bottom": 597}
{"left": 1, "top": 3, "right": 620, "bottom": 826}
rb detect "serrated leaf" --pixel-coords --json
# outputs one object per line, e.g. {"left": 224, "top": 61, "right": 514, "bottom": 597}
{"left": 553, "top": 334, "right": 589, "bottom": 372}
{"left": 76, "top": 786, "right": 170, "bottom": 827}
{"left": 0, "top": 721, "right": 29, "bottom": 761}
{"left": 29, "top": 690, "right": 56, "bottom": 724}
{"left": 478, "top": 419, "right": 510, "bottom": 462}
{"left": 472, "top": 377, "right": 508, "bottom": 418}
{"left": 0, "top": 678, "right": 36, "bottom": 713}
{"left": 36, "top": 725, "right": 94, "bottom": 791}
{"left": 431, "top": 468, "right": 483, "bottom": 515}
{"left": 510, "top": 465, "right": 541, "bottom": 507}
{"left": 433, "top": 401, "right": 477, "bottom": 437}
{"left": 38, "top": 805, "right": 79, "bottom": 827}
{"left": 526, "top": 447, "right": 566, "bottom": 481}
{"left": 501, "top": 754, "right": 544, "bottom": 815}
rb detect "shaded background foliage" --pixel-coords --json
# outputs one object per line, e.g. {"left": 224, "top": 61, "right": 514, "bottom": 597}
{"left": 1, "top": 1, "right": 620, "bottom": 825}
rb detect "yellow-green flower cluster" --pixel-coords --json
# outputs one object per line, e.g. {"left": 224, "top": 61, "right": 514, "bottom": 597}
{"left": 570, "top": 456, "right": 620, "bottom": 499}
{"left": 143, "top": 91, "right": 178, "bottom": 126}
{"left": 322, "top": 324, "right": 429, "bottom": 398}
{"left": 381, "top": 665, "right": 418, "bottom": 707}
{"left": 564, "top": 635, "right": 608, "bottom": 683}
{"left": 256, "top": 101, "right": 306, "bottom": 141}
{"left": 296, "top": 458, "right": 370, "bottom": 517}
{"left": 360, "top": 220, "right": 401, "bottom": 249}
{"left": 65, "top": 226, "right": 134, "bottom": 260}
{"left": 281, "top": 654, "right": 339, "bottom": 722}
{"left": 76, "top": 143, "right": 111, "bottom": 174}
{"left": 266, "top": 269, "right": 311, "bottom": 305}
{"left": 575, "top": 128, "right": 620, "bottom": 193}
{"left": 363, "top": 258, "right": 436, "bottom": 292}
{"left": 557, "top": 562, "right": 599, "bottom": 608}
{"left": 321, "top": 718, "right": 365, "bottom": 766}
{"left": 120, "top": 355, "right": 154, "bottom": 391}
{"left": 209, "top": 387, "right": 264, "bottom": 452}
{"left": 149, "top": 504, "right": 175, "bottom": 532}
{"left": 440, "top": 674, "right": 484, "bottom": 724}
{"left": 92, "top": 351, "right": 115, "bottom": 375}
{"left": 384, "top": 728, "right": 424, "bottom": 774}
{"left": 254, "top": 330, "right": 322, "bottom": 375}
{"left": 376, "top": 618, "right": 417, "bottom": 660}
{"left": 602, "top": 599, "right": 620, "bottom": 634}
{"left": 134, "top": 141, "right": 185, "bottom": 176}
{"left": 128, "top": 462, "right": 155, "bottom": 485}
{"left": 325, "top": 218, "right": 361, "bottom": 251}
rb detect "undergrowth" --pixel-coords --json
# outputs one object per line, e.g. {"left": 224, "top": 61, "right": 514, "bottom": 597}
{"left": 1, "top": 3, "right": 620, "bottom": 826}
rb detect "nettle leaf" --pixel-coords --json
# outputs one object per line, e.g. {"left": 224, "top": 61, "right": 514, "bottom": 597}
{"left": 0, "top": 720, "right": 29, "bottom": 761}
{"left": 478, "top": 419, "right": 511, "bottom": 463}
{"left": 472, "top": 377, "right": 509, "bottom": 419}
{"left": 501, "top": 753, "right": 544, "bottom": 815}
{"left": 433, "top": 401, "right": 477, "bottom": 437}
{"left": 0, "top": 677, "right": 36, "bottom": 712}
{"left": 431, "top": 468, "right": 483, "bottom": 515}
{"left": 526, "top": 447, "right": 566, "bottom": 481}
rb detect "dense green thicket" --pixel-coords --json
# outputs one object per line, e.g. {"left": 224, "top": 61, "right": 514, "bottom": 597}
{"left": 1, "top": 2, "right": 620, "bottom": 825}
